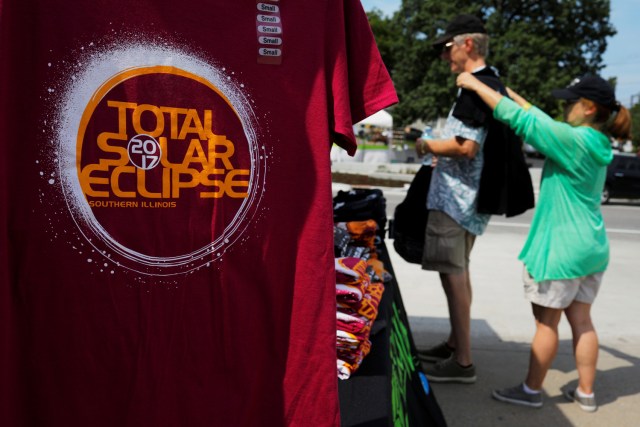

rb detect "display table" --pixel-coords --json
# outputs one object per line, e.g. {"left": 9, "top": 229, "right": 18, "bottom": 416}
{"left": 338, "top": 241, "right": 447, "bottom": 427}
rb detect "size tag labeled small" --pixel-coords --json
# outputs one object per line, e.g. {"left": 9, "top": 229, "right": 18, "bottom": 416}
{"left": 256, "top": 1, "right": 282, "bottom": 65}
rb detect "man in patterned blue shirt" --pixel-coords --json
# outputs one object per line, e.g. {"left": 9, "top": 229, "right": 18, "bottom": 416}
{"left": 414, "top": 14, "right": 496, "bottom": 384}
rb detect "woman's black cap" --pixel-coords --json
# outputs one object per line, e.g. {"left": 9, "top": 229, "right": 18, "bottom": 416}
{"left": 552, "top": 75, "right": 619, "bottom": 111}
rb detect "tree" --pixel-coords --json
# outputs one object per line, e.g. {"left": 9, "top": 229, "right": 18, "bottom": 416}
{"left": 373, "top": 0, "right": 616, "bottom": 126}
{"left": 366, "top": 9, "right": 402, "bottom": 76}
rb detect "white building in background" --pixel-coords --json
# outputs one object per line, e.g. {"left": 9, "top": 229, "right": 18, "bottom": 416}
{"left": 332, "top": 109, "right": 395, "bottom": 164}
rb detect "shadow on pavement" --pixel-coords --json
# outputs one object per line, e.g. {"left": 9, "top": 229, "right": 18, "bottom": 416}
{"left": 409, "top": 316, "right": 640, "bottom": 427}
{"left": 554, "top": 344, "right": 640, "bottom": 408}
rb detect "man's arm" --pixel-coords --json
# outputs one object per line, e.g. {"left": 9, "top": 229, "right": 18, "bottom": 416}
{"left": 417, "top": 136, "right": 480, "bottom": 159}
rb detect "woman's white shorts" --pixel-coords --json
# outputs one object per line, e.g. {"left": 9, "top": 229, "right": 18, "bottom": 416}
{"left": 523, "top": 267, "right": 603, "bottom": 309}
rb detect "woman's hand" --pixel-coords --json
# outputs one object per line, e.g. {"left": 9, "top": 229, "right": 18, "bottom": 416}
{"left": 457, "top": 72, "right": 504, "bottom": 111}
{"left": 456, "top": 72, "right": 481, "bottom": 92}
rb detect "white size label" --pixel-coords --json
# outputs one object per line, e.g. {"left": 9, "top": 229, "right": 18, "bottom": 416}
{"left": 257, "top": 3, "right": 279, "bottom": 13}
{"left": 259, "top": 48, "right": 282, "bottom": 57}
{"left": 259, "top": 36, "right": 282, "bottom": 45}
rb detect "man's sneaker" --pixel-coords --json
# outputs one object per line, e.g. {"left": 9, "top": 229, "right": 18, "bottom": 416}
{"left": 564, "top": 389, "right": 597, "bottom": 412}
{"left": 423, "top": 356, "right": 476, "bottom": 383}
{"left": 492, "top": 384, "right": 543, "bottom": 408}
{"left": 417, "top": 342, "right": 454, "bottom": 363}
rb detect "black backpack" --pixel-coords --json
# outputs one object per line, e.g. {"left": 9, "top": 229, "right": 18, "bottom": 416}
{"left": 391, "top": 165, "right": 432, "bottom": 264}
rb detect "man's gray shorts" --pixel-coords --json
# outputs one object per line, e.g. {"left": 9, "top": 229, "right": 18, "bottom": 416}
{"left": 422, "top": 210, "right": 476, "bottom": 275}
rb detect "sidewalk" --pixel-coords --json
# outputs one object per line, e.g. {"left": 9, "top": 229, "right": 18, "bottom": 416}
{"left": 386, "top": 229, "right": 640, "bottom": 427}
{"left": 331, "top": 160, "right": 543, "bottom": 195}
{"left": 332, "top": 161, "right": 640, "bottom": 426}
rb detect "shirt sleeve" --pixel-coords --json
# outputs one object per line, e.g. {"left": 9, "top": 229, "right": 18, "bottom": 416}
{"left": 327, "top": 0, "right": 398, "bottom": 155}
{"left": 494, "top": 97, "right": 581, "bottom": 171}
{"left": 446, "top": 113, "right": 487, "bottom": 146}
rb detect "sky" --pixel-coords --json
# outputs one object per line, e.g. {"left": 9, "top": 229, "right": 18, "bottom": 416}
{"left": 360, "top": 0, "right": 640, "bottom": 107}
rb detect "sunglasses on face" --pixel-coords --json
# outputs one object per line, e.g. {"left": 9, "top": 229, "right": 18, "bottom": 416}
{"left": 442, "top": 41, "right": 455, "bottom": 53}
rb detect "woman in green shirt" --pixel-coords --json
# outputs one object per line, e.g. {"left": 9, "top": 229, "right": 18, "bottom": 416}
{"left": 456, "top": 72, "right": 631, "bottom": 412}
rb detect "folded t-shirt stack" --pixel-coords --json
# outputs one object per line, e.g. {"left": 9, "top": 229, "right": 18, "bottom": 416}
{"left": 334, "top": 219, "right": 393, "bottom": 379}
{"left": 339, "top": 219, "right": 378, "bottom": 246}
{"left": 335, "top": 257, "right": 375, "bottom": 379}
{"left": 335, "top": 220, "right": 392, "bottom": 280}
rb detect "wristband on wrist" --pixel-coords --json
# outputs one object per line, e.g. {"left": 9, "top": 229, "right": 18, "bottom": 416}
{"left": 422, "top": 141, "right": 428, "bottom": 154}
{"left": 523, "top": 102, "right": 532, "bottom": 111}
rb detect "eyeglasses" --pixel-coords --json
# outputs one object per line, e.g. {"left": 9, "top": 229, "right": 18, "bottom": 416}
{"left": 442, "top": 41, "right": 455, "bottom": 53}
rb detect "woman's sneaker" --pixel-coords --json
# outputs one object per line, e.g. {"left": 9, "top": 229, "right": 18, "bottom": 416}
{"left": 492, "top": 384, "right": 543, "bottom": 408}
{"left": 417, "top": 342, "right": 454, "bottom": 363}
{"left": 564, "top": 389, "right": 597, "bottom": 412}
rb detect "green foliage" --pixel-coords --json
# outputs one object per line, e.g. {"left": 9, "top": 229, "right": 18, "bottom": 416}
{"left": 370, "top": 0, "right": 616, "bottom": 125}
{"left": 366, "top": 9, "right": 403, "bottom": 75}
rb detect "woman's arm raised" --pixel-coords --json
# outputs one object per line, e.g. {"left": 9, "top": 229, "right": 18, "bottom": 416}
{"left": 455, "top": 72, "right": 504, "bottom": 110}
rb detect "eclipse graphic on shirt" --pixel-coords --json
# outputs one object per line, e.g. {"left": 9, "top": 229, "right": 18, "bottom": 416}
{"left": 127, "top": 134, "right": 162, "bottom": 170}
{"left": 52, "top": 44, "right": 267, "bottom": 276}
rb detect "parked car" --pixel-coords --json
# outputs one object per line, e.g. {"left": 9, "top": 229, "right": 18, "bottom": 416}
{"left": 602, "top": 152, "right": 640, "bottom": 204}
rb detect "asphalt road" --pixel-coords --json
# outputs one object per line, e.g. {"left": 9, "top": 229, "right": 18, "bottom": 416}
{"left": 382, "top": 184, "right": 640, "bottom": 241}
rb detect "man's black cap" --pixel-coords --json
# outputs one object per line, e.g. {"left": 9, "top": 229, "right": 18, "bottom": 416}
{"left": 552, "top": 75, "right": 619, "bottom": 111}
{"left": 431, "top": 14, "right": 487, "bottom": 47}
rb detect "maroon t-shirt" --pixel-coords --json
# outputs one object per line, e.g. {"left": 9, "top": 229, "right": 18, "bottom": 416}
{"left": 0, "top": 1, "right": 397, "bottom": 426}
